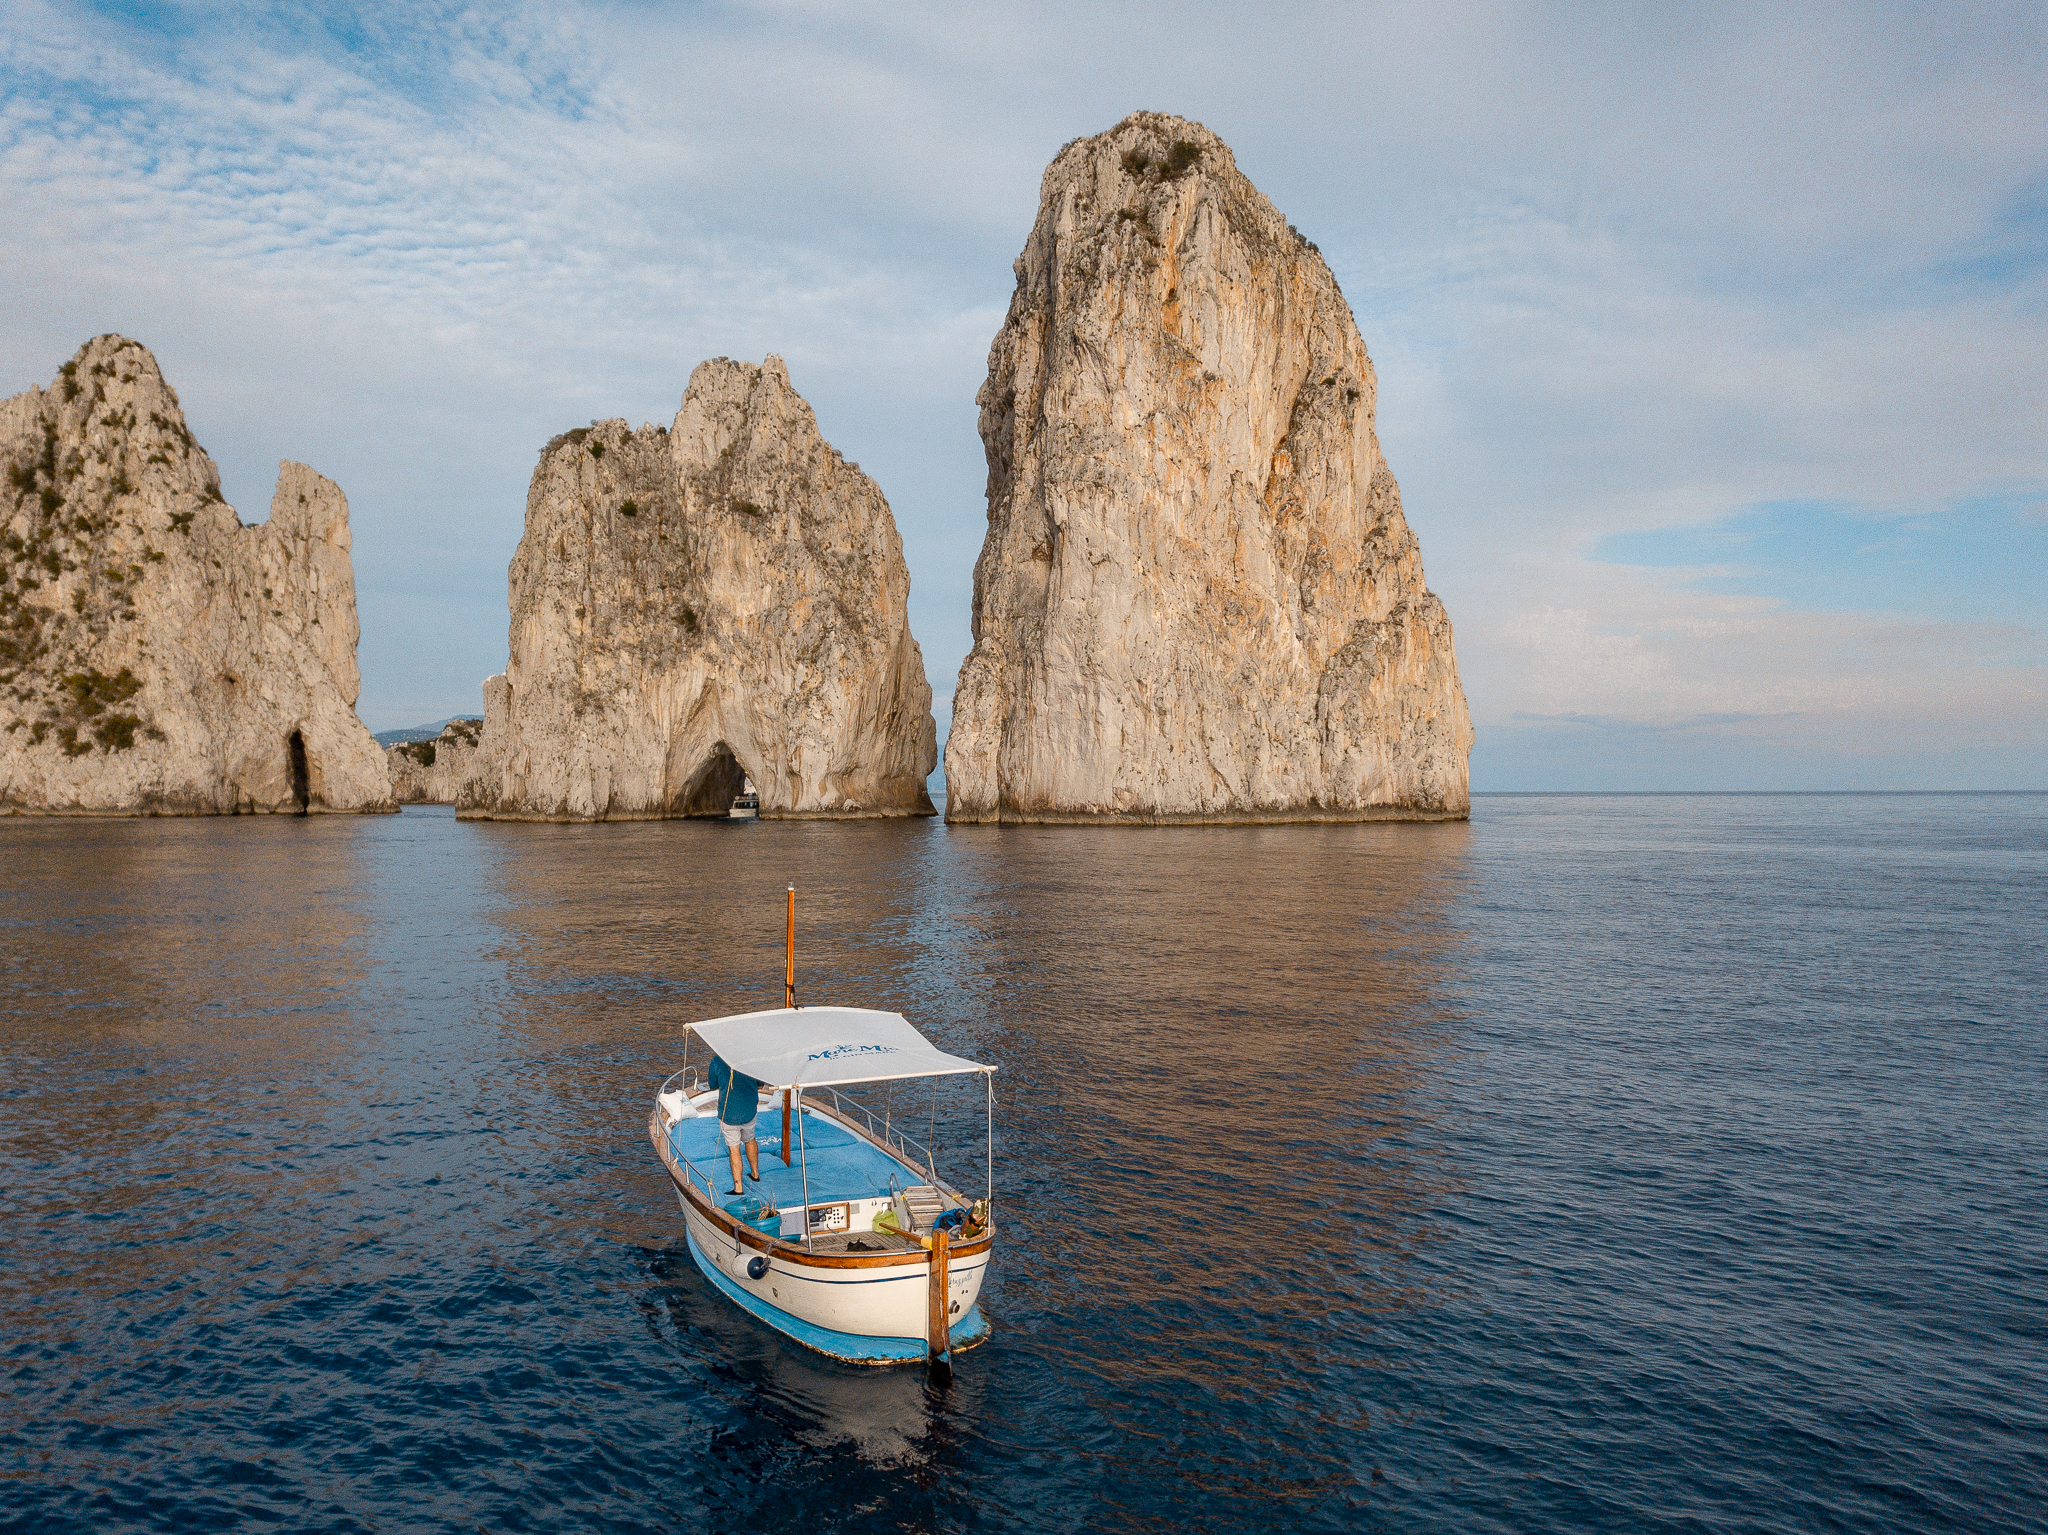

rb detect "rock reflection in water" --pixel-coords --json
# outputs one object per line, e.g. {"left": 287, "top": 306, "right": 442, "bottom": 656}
{"left": 1, "top": 818, "right": 381, "bottom": 1293}
{"left": 5, "top": 798, "right": 2039, "bottom": 1532}
{"left": 1, "top": 806, "right": 1472, "bottom": 1527}
{"left": 479, "top": 814, "right": 1472, "bottom": 1506}
{"left": 901, "top": 823, "right": 1473, "bottom": 1499}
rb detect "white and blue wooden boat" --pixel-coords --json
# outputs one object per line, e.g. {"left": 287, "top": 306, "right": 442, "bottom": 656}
{"left": 649, "top": 1004, "right": 998, "bottom": 1367}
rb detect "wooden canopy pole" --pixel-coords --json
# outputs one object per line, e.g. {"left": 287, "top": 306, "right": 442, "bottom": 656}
{"left": 782, "top": 885, "right": 796, "bottom": 1163}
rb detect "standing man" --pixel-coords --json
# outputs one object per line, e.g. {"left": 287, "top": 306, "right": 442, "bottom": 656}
{"left": 708, "top": 1053, "right": 764, "bottom": 1195}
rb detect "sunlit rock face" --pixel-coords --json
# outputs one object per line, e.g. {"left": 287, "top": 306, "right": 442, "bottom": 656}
{"left": 458, "top": 356, "right": 937, "bottom": 821}
{"left": 945, "top": 113, "right": 1472, "bottom": 823}
{"left": 0, "top": 336, "right": 392, "bottom": 815}
{"left": 385, "top": 718, "right": 483, "bottom": 804}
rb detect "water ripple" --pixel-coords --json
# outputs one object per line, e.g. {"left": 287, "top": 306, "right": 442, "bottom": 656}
{"left": 1, "top": 798, "right": 2043, "bottom": 1532}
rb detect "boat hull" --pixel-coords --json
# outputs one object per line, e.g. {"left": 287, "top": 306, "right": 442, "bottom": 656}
{"left": 676, "top": 1192, "right": 989, "bottom": 1353}
{"left": 684, "top": 1227, "right": 990, "bottom": 1364}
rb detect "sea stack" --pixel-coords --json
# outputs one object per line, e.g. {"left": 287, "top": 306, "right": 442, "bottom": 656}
{"left": 945, "top": 113, "right": 1472, "bottom": 823}
{"left": 385, "top": 717, "right": 483, "bottom": 804}
{"left": 458, "top": 357, "right": 937, "bottom": 820}
{"left": 0, "top": 336, "right": 391, "bottom": 814}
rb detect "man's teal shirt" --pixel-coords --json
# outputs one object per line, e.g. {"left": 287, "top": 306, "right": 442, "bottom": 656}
{"left": 708, "top": 1056, "right": 763, "bottom": 1124}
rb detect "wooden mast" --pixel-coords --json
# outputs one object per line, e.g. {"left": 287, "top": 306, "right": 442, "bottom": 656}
{"left": 784, "top": 886, "right": 796, "bottom": 1008}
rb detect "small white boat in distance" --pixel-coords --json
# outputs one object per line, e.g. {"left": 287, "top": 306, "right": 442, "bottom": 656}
{"left": 650, "top": 1004, "right": 998, "bottom": 1368}
{"left": 728, "top": 775, "right": 759, "bottom": 819}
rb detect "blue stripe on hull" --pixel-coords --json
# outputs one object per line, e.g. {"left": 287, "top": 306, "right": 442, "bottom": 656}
{"left": 684, "top": 1228, "right": 991, "bottom": 1366}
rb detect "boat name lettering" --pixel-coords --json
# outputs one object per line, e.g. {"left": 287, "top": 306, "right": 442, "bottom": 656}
{"left": 805, "top": 1044, "right": 896, "bottom": 1062}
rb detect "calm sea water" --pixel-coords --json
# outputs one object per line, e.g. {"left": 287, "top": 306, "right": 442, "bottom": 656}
{"left": 2, "top": 795, "right": 2043, "bottom": 1533}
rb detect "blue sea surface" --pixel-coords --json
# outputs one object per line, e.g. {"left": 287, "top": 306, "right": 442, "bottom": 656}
{"left": 1, "top": 794, "right": 2043, "bottom": 1532}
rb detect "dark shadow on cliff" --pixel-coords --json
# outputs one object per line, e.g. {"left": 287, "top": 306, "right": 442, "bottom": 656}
{"left": 287, "top": 729, "right": 311, "bottom": 814}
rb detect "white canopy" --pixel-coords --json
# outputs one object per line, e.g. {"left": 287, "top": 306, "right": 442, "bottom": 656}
{"left": 686, "top": 1006, "right": 996, "bottom": 1090}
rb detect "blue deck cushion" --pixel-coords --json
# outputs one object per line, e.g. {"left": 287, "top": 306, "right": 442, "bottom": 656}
{"left": 668, "top": 1108, "right": 915, "bottom": 1208}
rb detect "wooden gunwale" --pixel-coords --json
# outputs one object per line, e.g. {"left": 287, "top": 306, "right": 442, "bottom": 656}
{"left": 647, "top": 1110, "right": 993, "bottom": 1271}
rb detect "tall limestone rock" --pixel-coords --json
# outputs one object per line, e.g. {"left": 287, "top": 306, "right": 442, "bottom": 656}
{"left": 0, "top": 336, "right": 392, "bottom": 814}
{"left": 458, "top": 357, "right": 936, "bottom": 820}
{"left": 385, "top": 717, "right": 483, "bottom": 804}
{"left": 946, "top": 113, "right": 1473, "bottom": 823}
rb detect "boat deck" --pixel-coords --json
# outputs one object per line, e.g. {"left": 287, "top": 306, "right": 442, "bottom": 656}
{"left": 802, "top": 1228, "right": 924, "bottom": 1254}
{"left": 665, "top": 1104, "right": 919, "bottom": 1211}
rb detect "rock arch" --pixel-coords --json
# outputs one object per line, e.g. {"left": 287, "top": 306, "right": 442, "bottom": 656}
{"left": 670, "top": 740, "right": 748, "bottom": 818}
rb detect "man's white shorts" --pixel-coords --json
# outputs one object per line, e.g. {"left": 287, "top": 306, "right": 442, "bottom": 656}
{"left": 720, "top": 1119, "right": 758, "bottom": 1149}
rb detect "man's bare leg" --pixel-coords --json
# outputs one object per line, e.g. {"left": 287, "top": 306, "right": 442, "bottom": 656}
{"left": 745, "top": 1137, "right": 761, "bottom": 1182}
{"left": 729, "top": 1144, "right": 744, "bottom": 1195}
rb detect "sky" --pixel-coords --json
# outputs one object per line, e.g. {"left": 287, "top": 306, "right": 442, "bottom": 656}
{"left": 2, "top": 0, "right": 2042, "bottom": 790}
